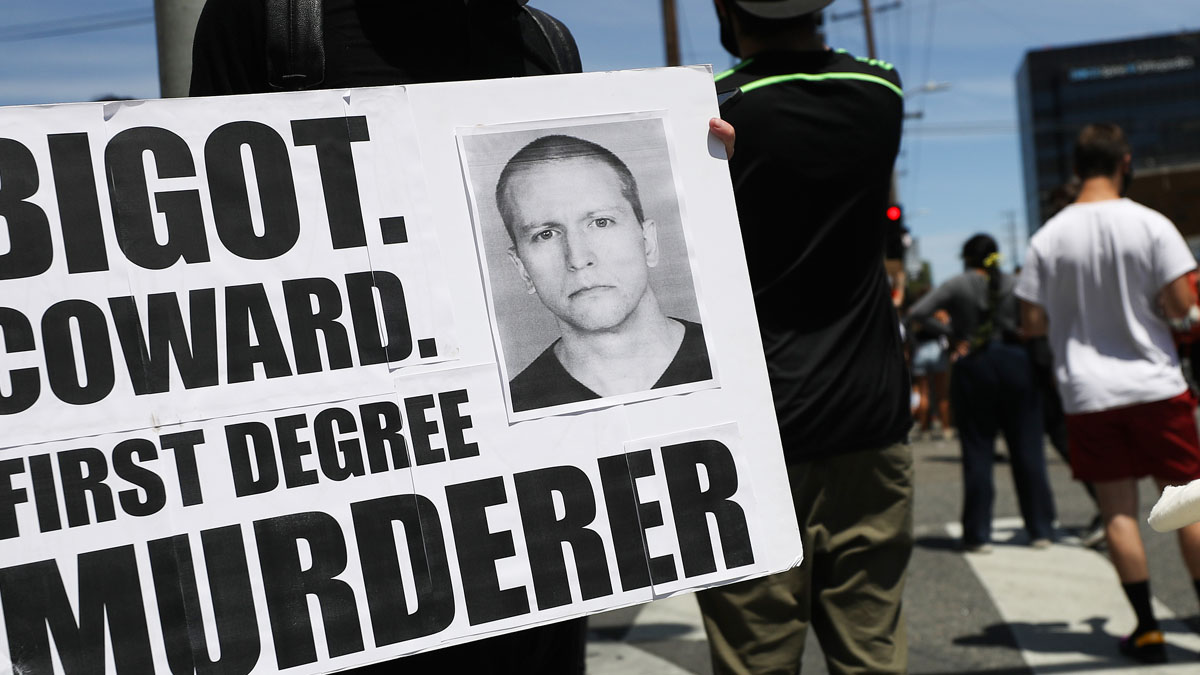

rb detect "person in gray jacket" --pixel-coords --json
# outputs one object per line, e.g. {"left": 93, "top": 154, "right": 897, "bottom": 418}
{"left": 908, "top": 233, "right": 1056, "bottom": 552}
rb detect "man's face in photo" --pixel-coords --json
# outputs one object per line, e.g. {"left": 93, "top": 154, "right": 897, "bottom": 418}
{"left": 504, "top": 155, "right": 659, "bottom": 333}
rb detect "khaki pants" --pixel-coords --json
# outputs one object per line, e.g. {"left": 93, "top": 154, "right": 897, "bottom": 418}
{"left": 696, "top": 443, "right": 913, "bottom": 675}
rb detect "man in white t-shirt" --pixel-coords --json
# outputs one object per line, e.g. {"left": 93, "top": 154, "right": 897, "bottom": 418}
{"left": 1016, "top": 123, "right": 1200, "bottom": 665}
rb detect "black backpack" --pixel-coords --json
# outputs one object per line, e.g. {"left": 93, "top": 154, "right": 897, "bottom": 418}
{"left": 265, "top": 0, "right": 581, "bottom": 90}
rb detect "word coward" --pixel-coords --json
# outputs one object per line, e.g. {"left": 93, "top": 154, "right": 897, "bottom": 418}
{"left": 0, "top": 271, "right": 414, "bottom": 413}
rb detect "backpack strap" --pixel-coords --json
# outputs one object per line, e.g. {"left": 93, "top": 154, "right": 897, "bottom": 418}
{"left": 266, "top": 0, "right": 325, "bottom": 90}
{"left": 522, "top": 6, "right": 582, "bottom": 74}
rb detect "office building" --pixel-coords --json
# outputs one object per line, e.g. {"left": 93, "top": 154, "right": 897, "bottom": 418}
{"left": 1017, "top": 31, "right": 1200, "bottom": 242}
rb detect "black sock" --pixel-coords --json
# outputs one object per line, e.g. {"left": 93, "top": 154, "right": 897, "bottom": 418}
{"left": 1193, "top": 579, "right": 1200, "bottom": 608}
{"left": 1122, "top": 581, "right": 1158, "bottom": 634}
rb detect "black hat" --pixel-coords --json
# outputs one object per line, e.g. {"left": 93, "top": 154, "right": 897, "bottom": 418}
{"left": 731, "top": 0, "right": 835, "bottom": 19}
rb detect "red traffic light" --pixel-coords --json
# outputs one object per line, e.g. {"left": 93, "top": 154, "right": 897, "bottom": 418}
{"left": 886, "top": 205, "right": 902, "bottom": 222}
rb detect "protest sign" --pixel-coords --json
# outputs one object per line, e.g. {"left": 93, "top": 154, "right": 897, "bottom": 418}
{"left": 0, "top": 66, "right": 802, "bottom": 674}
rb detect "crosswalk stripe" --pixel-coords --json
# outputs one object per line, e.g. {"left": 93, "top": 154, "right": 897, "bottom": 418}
{"left": 587, "top": 641, "right": 697, "bottom": 675}
{"left": 951, "top": 517, "right": 1200, "bottom": 672}
{"left": 623, "top": 592, "right": 708, "bottom": 643}
{"left": 587, "top": 593, "right": 706, "bottom": 674}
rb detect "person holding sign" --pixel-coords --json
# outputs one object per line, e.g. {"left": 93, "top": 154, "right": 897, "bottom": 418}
{"left": 696, "top": 0, "right": 914, "bottom": 673}
{"left": 496, "top": 135, "right": 713, "bottom": 413}
{"left": 189, "top": 3, "right": 733, "bottom": 674}
{"left": 190, "top": 3, "right": 595, "bottom": 673}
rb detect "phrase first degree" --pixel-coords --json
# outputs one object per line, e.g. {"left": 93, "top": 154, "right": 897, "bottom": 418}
{"left": 0, "top": 116, "right": 385, "bottom": 279}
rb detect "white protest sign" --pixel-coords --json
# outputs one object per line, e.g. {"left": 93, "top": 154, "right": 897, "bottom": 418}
{"left": 0, "top": 66, "right": 801, "bottom": 674}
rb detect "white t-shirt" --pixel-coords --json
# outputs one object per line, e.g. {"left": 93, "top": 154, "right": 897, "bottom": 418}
{"left": 1015, "top": 198, "right": 1196, "bottom": 414}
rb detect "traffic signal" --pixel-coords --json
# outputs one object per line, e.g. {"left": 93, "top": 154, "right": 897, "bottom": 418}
{"left": 884, "top": 204, "right": 908, "bottom": 261}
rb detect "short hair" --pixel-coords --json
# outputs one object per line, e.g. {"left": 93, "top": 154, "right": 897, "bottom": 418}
{"left": 495, "top": 134, "right": 646, "bottom": 244}
{"left": 1073, "top": 123, "right": 1130, "bottom": 180}
{"left": 729, "top": 4, "right": 822, "bottom": 39}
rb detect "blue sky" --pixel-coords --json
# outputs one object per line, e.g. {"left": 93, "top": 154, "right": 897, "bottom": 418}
{"left": 2, "top": 0, "right": 1197, "bottom": 283}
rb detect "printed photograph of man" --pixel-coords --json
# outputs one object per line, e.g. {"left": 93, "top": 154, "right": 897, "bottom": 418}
{"left": 459, "top": 118, "right": 713, "bottom": 418}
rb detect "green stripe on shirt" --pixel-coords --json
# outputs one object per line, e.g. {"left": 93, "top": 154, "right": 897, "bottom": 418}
{"left": 714, "top": 58, "right": 755, "bottom": 82}
{"left": 739, "top": 71, "right": 904, "bottom": 98}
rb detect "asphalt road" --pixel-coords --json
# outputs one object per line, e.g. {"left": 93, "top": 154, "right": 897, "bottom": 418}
{"left": 586, "top": 431, "right": 1200, "bottom": 674}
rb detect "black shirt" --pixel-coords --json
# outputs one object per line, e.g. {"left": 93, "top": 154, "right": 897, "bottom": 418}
{"left": 190, "top": 0, "right": 577, "bottom": 96}
{"left": 509, "top": 319, "right": 712, "bottom": 413}
{"left": 715, "top": 49, "right": 911, "bottom": 460}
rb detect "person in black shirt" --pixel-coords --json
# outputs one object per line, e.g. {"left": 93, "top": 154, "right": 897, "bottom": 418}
{"left": 189, "top": 4, "right": 731, "bottom": 674}
{"left": 510, "top": 318, "right": 710, "bottom": 411}
{"left": 495, "top": 135, "right": 712, "bottom": 413}
{"left": 190, "top": 4, "right": 592, "bottom": 674}
{"left": 695, "top": 0, "right": 913, "bottom": 673}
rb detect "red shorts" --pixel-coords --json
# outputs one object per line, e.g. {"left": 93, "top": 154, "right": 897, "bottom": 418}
{"left": 1066, "top": 392, "right": 1200, "bottom": 483}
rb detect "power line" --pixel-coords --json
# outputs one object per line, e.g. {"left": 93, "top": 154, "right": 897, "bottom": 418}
{"left": 828, "top": 1, "right": 902, "bottom": 23}
{"left": 677, "top": 0, "right": 698, "bottom": 67}
{"left": 0, "top": 8, "right": 153, "bottom": 43}
{"left": 902, "top": 121, "right": 1016, "bottom": 135}
{"left": 917, "top": 0, "right": 937, "bottom": 103}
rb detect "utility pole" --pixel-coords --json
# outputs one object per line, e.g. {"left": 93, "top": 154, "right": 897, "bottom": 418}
{"left": 860, "top": 0, "right": 878, "bottom": 60}
{"left": 154, "top": 0, "right": 206, "bottom": 98}
{"left": 662, "top": 0, "right": 681, "bottom": 66}
{"left": 1003, "top": 210, "right": 1020, "bottom": 268}
{"left": 858, "top": 0, "right": 895, "bottom": 205}
{"left": 860, "top": 0, "right": 904, "bottom": 304}
{"left": 855, "top": 0, "right": 902, "bottom": 207}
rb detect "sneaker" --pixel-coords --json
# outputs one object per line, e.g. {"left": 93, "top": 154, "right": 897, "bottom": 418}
{"left": 1118, "top": 629, "right": 1166, "bottom": 664}
{"left": 962, "top": 542, "right": 993, "bottom": 554}
{"left": 1080, "top": 515, "right": 1106, "bottom": 549}
{"left": 1031, "top": 538, "right": 1052, "bottom": 550}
